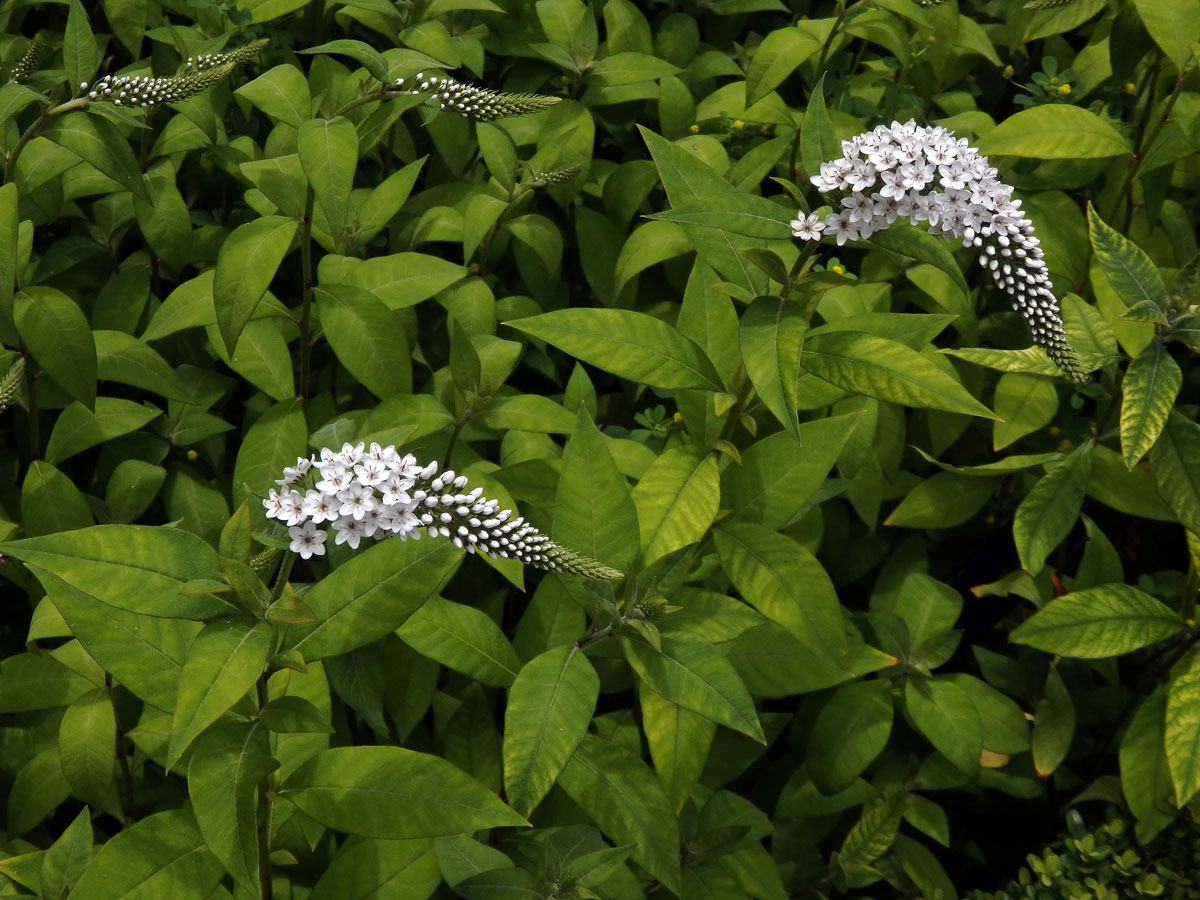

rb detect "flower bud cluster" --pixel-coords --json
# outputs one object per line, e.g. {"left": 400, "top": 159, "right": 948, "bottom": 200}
{"left": 797, "top": 119, "right": 1085, "bottom": 381}
{"left": 0, "top": 357, "right": 24, "bottom": 413}
{"left": 9, "top": 36, "right": 45, "bottom": 85}
{"left": 394, "top": 72, "right": 561, "bottom": 120}
{"left": 264, "top": 442, "right": 621, "bottom": 580}
{"left": 84, "top": 40, "right": 267, "bottom": 109}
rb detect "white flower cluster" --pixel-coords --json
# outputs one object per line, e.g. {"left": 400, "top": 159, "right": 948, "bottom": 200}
{"left": 83, "top": 68, "right": 230, "bottom": 107}
{"left": 393, "top": 72, "right": 561, "bottom": 120}
{"left": 263, "top": 442, "right": 621, "bottom": 579}
{"left": 795, "top": 120, "right": 1085, "bottom": 381}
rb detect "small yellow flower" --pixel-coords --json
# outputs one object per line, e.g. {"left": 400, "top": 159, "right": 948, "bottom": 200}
{"left": 672, "top": 411, "right": 682, "bottom": 422}
{"left": 1002, "top": 64, "right": 1014, "bottom": 79}
{"left": 1124, "top": 81, "right": 1136, "bottom": 95}
{"left": 187, "top": 449, "right": 198, "bottom": 460}
{"left": 1048, "top": 426, "right": 1061, "bottom": 437}
{"left": 732, "top": 119, "right": 744, "bottom": 130}
{"left": 831, "top": 264, "right": 845, "bottom": 275}
{"left": 1056, "top": 83, "right": 1071, "bottom": 95}
{"left": 689, "top": 123, "right": 699, "bottom": 133}
{"left": 926, "top": 34, "right": 936, "bottom": 43}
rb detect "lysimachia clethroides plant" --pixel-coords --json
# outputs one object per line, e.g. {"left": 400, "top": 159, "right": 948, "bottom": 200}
{"left": 796, "top": 120, "right": 1086, "bottom": 381}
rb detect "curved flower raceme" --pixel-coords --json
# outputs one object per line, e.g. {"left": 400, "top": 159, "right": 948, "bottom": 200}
{"left": 264, "top": 442, "right": 622, "bottom": 580}
{"left": 83, "top": 40, "right": 268, "bottom": 109}
{"left": 394, "top": 72, "right": 561, "bottom": 120}
{"left": 797, "top": 120, "right": 1087, "bottom": 382}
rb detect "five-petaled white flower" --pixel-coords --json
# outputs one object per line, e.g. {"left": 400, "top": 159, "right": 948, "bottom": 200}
{"left": 289, "top": 522, "right": 326, "bottom": 559}
{"left": 789, "top": 211, "right": 825, "bottom": 241}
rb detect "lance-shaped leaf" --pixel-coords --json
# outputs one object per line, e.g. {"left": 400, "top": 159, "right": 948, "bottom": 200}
{"left": 714, "top": 521, "right": 845, "bottom": 655}
{"left": 397, "top": 595, "right": 521, "bottom": 687}
{"left": 0, "top": 525, "right": 229, "bottom": 620}
{"left": 315, "top": 284, "right": 411, "bottom": 399}
{"left": 646, "top": 193, "right": 793, "bottom": 239}
{"left": 1120, "top": 686, "right": 1175, "bottom": 843}
{"left": 286, "top": 539, "right": 460, "bottom": 661}
{"left": 905, "top": 677, "right": 982, "bottom": 775}
{"left": 213, "top": 215, "right": 298, "bottom": 355}
{"left": 623, "top": 633, "right": 764, "bottom": 741}
{"left": 189, "top": 722, "right": 278, "bottom": 896}
{"left": 1121, "top": 342, "right": 1182, "bottom": 468}
{"left": 976, "top": 105, "right": 1131, "bottom": 159}
{"left": 1148, "top": 411, "right": 1200, "bottom": 536}
{"left": 558, "top": 735, "right": 681, "bottom": 895}
{"left": 1166, "top": 649, "right": 1200, "bottom": 806}
{"left": 630, "top": 446, "right": 720, "bottom": 566}
{"left": 739, "top": 295, "right": 806, "bottom": 441}
{"left": 800, "top": 73, "right": 839, "bottom": 178}
{"left": 1130, "top": 0, "right": 1200, "bottom": 73}
{"left": 554, "top": 407, "right": 639, "bottom": 569}
{"left": 506, "top": 308, "right": 723, "bottom": 391}
{"left": 1032, "top": 663, "right": 1075, "bottom": 777}
{"left": 69, "top": 809, "right": 224, "bottom": 900}
{"left": 807, "top": 679, "right": 894, "bottom": 795}
{"left": 58, "top": 688, "right": 117, "bottom": 809}
{"left": 14, "top": 286, "right": 97, "bottom": 409}
{"left": 1013, "top": 442, "right": 1092, "bottom": 573}
{"left": 167, "top": 619, "right": 273, "bottom": 770}
{"left": 503, "top": 644, "right": 599, "bottom": 817}
{"left": 280, "top": 746, "right": 527, "bottom": 838}
{"left": 39, "top": 806, "right": 92, "bottom": 900}
{"left": 308, "top": 838, "right": 441, "bottom": 900}
{"left": 298, "top": 117, "right": 357, "bottom": 249}
{"left": 1008, "top": 580, "right": 1185, "bottom": 657}
{"left": 42, "top": 112, "right": 150, "bottom": 201}
{"left": 639, "top": 683, "right": 715, "bottom": 813}
{"left": 801, "top": 331, "right": 996, "bottom": 418}
{"left": 1088, "top": 203, "right": 1166, "bottom": 310}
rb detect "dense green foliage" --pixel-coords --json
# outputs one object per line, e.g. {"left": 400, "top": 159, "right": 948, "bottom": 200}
{"left": 0, "top": 0, "right": 1198, "bottom": 898}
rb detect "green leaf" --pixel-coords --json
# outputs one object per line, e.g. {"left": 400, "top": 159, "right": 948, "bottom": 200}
{"left": 474, "top": 394, "right": 576, "bottom": 434}
{"left": 502, "top": 643, "right": 599, "bottom": 817}
{"left": 0, "top": 182, "right": 18, "bottom": 344}
{"left": 976, "top": 105, "right": 1131, "bottom": 159}
{"left": 1014, "top": 584, "right": 1187, "bottom": 658}
{"left": 587, "top": 51, "right": 680, "bottom": 86}
{"left": 45, "top": 398, "right": 160, "bottom": 466}
{"left": 630, "top": 446, "right": 720, "bottom": 566}
{"left": 885, "top": 472, "right": 997, "bottom": 529}
{"left": 558, "top": 734, "right": 681, "bottom": 894}
{"left": 42, "top": 112, "right": 150, "bottom": 201}
{"left": 70, "top": 809, "right": 224, "bottom": 900}
{"left": 714, "top": 521, "right": 845, "bottom": 654}
{"left": 281, "top": 746, "right": 526, "bottom": 838}
{"left": 727, "top": 625, "right": 895, "bottom": 697}
{"left": 2, "top": 525, "right": 229, "bottom": 620}
{"left": 1013, "top": 442, "right": 1092, "bottom": 573}
{"left": 299, "top": 117, "right": 357, "bottom": 249}
{"left": 869, "top": 222, "right": 969, "bottom": 302}
{"left": 21, "top": 461, "right": 93, "bottom": 537}
{"left": 623, "top": 633, "right": 764, "bottom": 741}
{"left": 309, "top": 838, "right": 441, "bottom": 900}
{"left": 231, "top": 397, "right": 306, "bottom": 516}
{"left": 235, "top": 64, "right": 312, "bottom": 127}
{"left": 167, "top": 619, "right": 273, "bottom": 770}
{"left": 40, "top": 806, "right": 92, "bottom": 900}
{"left": 721, "top": 416, "right": 857, "bottom": 529}
{"left": 801, "top": 331, "right": 996, "bottom": 418}
{"left": 507, "top": 308, "right": 723, "bottom": 391}
{"left": 14, "top": 286, "right": 97, "bottom": 408}
{"left": 64, "top": 0, "right": 98, "bottom": 96}
{"left": 639, "top": 684, "right": 715, "bottom": 812}
{"left": 839, "top": 793, "right": 904, "bottom": 870}
{"left": 188, "top": 722, "right": 278, "bottom": 895}
{"left": 1166, "top": 649, "right": 1200, "bottom": 806}
{"left": 0, "top": 652, "right": 91, "bottom": 713}
{"left": 992, "top": 373, "right": 1059, "bottom": 452}
{"left": 553, "top": 407, "right": 639, "bottom": 569}
{"left": 1148, "top": 411, "right": 1200, "bottom": 536}
{"left": 647, "top": 195, "right": 793, "bottom": 239}
{"left": 315, "top": 284, "right": 411, "bottom": 398}
{"left": 213, "top": 216, "right": 298, "bottom": 356}
{"left": 1120, "top": 686, "right": 1175, "bottom": 843}
{"left": 739, "top": 296, "right": 806, "bottom": 441}
{"left": 287, "top": 539, "right": 461, "bottom": 661}
{"left": 801, "top": 73, "right": 839, "bottom": 179}
{"left": 306, "top": 35, "right": 394, "bottom": 80}
{"left": 1032, "top": 663, "right": 1075, "bottom": 777}
{"left": 1130, "top": 0, "right": 1200, "bottom": 72}
{"left": 1121, "top": 342, "right": 1181, "bottom": 468}
{"left": 905, "top": 678, "right": 982, "bottom": 775}
{"left": 397, "top": 595, "right": 521, "bottom": 687}
{"left": 58, "top": 688, "right": 117, "bottom": 808}
{"left": 807, "top": 680, "right": 894, "bottom": 794}
{"left": 1087, "top": 203, "right": 1167, "bottom": 310}
{"left": 324, "top": 252, "right": 466, "bottom": 309}
{"left": 746, "top": 22, "right": 826, "bottom": 106}
{"left": 95, "top": 330, "right": 189, "bottom": 401}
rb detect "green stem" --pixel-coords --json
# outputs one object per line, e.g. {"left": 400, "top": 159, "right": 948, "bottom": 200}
{"left": 3, "top": 98, "right": 87, "bottom": 184}
{"left": 813, "top": 0, "right": 853, "bottom": 76}
{"left": 23, "top": 354, "right": 39, "bottom": 460}
{"left": 297, "top": 186, "right": 316, "bottom": 399}
{"left": 254, "top": 684, "right": 274, "bottom": 900}
{"left": 269, "top": 551, "right": 296, "bottom": 603}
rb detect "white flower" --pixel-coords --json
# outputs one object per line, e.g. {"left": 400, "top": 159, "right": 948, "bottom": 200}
{"left": 802, "top": 121, "right": 1085, "bottom": 381}
{"left": 790, "top": 211, "right": 825, "bottom": 241}
{"left": 289, "top": 522, "right": 326, "bottom": 559}
{"left": 333, "top": 516, "right": 365, "bottom": 550}
{"left": 278, "top": 490, "right": 306, "bottom": 527}
{"left": 301, "top": 490, "right": 337, "bottom": 525}
{"left": 337, "top": 483, "right": 375, "bottom": 520}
